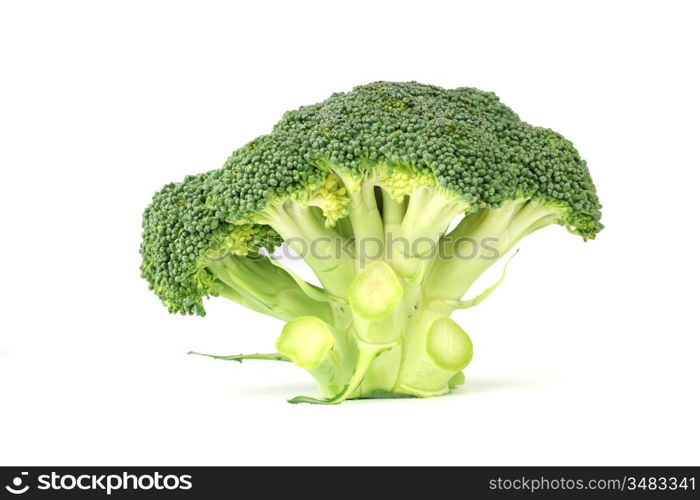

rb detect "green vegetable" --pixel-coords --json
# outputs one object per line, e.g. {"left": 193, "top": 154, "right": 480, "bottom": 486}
{"left": 141, "top": 82, "right": 602, "bottom": 404}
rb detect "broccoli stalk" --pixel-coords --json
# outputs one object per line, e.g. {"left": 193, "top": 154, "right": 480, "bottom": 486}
{"left": 194, "top": 176, "right": 569, "bottom": 403}
{"left": 141, "top": 82, "right": 602, "bottom": 403}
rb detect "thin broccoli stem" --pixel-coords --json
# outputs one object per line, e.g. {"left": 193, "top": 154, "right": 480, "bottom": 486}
{"left": 446, "top": 250, "right": 519, "bottom": 310}
{"left": 424, "top": 199, "right": 565, "bottom": 301}
{"left": 215, "top": 282, "right": 289, "bottom": 320}
{"left": 207, "top": 256, "right": 334, "bottom": 323}
{"left": 260, "top": 200, "right": 356, "bottom": 298}
{"left": 188, "top": 351, "right": 291, "bottom": 362}
{"left": 387, "top": 185, "right": 468, "bottom": 281}
{"left": 334, "top": 217, "right": 355, "bottom": 241}
{"left": 346, "top": 178, "right": 385, "bottom": 270}
{"left": 379, "top": 188, "right": 408, "bottom": 227}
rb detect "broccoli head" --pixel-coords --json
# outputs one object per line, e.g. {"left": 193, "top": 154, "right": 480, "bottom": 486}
{"left": 140, "top": 81, "right": 602, "bottom": 403}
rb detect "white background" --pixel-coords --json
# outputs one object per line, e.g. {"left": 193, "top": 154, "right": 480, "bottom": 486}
{"left": 1, "top": 1, "right": 698, "bottom": 466}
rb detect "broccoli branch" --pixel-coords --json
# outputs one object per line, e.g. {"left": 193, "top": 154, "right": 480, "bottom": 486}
{"left": 206, "top": 255, "right": 335, "bottom": 323}
{"left": 425, "top": 199, "right": 565, "bottom": 302}
{"left": 258, "top": 200, "right": 356, "bottom": 298}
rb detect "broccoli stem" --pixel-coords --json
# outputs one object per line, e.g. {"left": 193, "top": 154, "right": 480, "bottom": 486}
{"left": 340, "top": 178, "right": 385, "bottom": 272}
{"left": 207, "top": 256, "right": 334, "bottom": 323}
{"left": 425, "top": 199, "right": 565, "bottom": 301}
{"left": 378, "top": 187, "right": 407, "bottom": 227}
{"left": 260, "top": 200, "right": 355, "bottom": 297}
{"left": 215, "top": 282, "right": 290, "bottom": 319}
{"left": 188, "top": 351, "right": 291, "bottom": 362}
{"left": 288, "top": 343, "right": 392, "bottom": 404}
{"left": 390, "top": 185, "right": 468, "bottom": 281}
{"left": 201, "top": 190, "right": 567, "bottom": 403}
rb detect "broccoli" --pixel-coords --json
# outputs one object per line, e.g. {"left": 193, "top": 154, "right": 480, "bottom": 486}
{"left": 140, "top": 82, "right": 602, "bottom": 404}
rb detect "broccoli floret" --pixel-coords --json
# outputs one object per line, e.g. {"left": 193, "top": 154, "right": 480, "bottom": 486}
{"left": 140, "top": 81, "right": 602, "bottom": 404}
